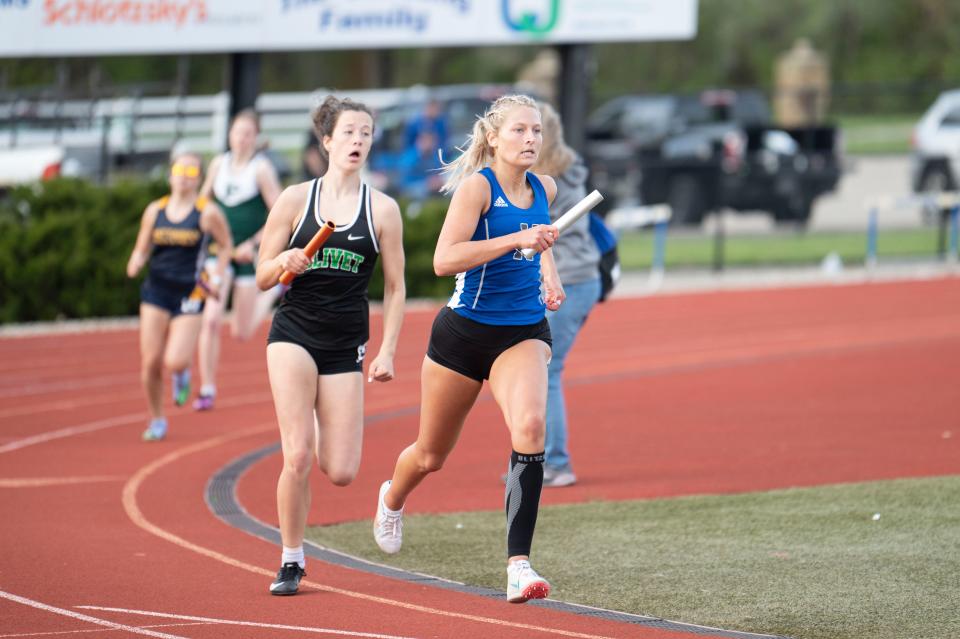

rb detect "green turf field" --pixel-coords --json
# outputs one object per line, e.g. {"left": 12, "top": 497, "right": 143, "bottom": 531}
{"left": 837, "top": 114, "right": 918, "bottom": 156}
{"left": 306, "top": 476, "right": 959, "bottom": 639}
{"left": 617, "top": 227, "right": 948, "bottom": 270}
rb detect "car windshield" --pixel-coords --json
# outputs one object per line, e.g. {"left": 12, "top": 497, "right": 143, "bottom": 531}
{"left": 621, "top": 97, "right": 675, "bottom": 132}
{"left": 588, "top": 96, "right": 676, "bottom": 137}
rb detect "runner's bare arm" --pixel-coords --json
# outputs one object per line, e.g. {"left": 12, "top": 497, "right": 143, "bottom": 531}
{"left": 199, "top": 201, "right": 234, "bottom": 283}
{"left": 255, "top": 183, "right": 311, "bottom": 291}
{"left": 368, "top": 191, "right": 405, "bottom": 382}
{"left": 126, "top": 201, "right": 160, "bottom": 278}
{"left": 199, "top": 154, "right": 222, "bottom": 201}
{"left": 433, "top": 173, "right": 556, "bottom": 275}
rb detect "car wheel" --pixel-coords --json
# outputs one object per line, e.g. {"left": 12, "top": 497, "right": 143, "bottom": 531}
{"left": 919, "top": 166, "right": 955, "bottom": 224}
{"left": 667, "top": 175, "right": 707, "bottom": 226}
{"left": 773, "top": 195, "right": 813, "bottom": 229}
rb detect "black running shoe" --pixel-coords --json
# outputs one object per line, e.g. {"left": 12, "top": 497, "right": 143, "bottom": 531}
{"left": 269, "top": 562, "right": 305, "bottom": 596}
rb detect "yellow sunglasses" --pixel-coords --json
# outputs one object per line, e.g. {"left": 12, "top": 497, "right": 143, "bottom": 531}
{"left": 171, "top": 163, "right": 201, "bottom": 178}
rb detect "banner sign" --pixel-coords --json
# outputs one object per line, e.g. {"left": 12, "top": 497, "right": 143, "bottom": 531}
{"left": 0, "top": 0, "right": 697, "bottom": 57}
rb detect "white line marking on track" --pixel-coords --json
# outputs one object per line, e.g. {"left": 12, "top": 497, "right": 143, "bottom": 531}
{"left": 0, "top": 476, "right": 126, "bottom": 487}
{"left": 0, "top": 589, "right": 189, "bottom": 638}
{"left": 122, "top": 425, "right": 625, "bottom": 639}
{"left": 0, "top": 373, "right": 131, "bottom": 399}
{"left": 0, "top": 392, "right": 272, "bottom": 455}
{"left": 0, "top": 413, "right": 145, "bottom": 455}
{"left": 0, "top": 394, "right": 140, "bottom": 420}
{"left": 77, "top": 606, "right": 422, "bottom": 639}
{"left": 0, "top": 622, "right": 213, "bottom": 637}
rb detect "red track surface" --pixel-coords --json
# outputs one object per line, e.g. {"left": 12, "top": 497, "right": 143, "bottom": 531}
{"left": 2, "top": 279, "right": 958, "bottom": 638}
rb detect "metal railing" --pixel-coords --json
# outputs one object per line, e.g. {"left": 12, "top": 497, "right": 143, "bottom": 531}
{"left": 866, "top": 192, "right": 960, "bottom": 267}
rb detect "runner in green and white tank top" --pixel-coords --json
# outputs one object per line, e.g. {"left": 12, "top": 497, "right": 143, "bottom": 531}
{"left": 195, "top": 109, "right": 283, "bottom": 411}
{"left": 212, "top": 150, "right": 270, "bottom": 277}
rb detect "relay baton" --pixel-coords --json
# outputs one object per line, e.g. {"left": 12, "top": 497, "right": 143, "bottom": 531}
{"left": 279, "top": 220, "right": 336, "bottom": 285}
{"left": 520, "top": 189, "right": 604, "bottom": 259}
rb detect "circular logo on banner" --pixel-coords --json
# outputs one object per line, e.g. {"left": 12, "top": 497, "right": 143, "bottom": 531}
{"left": 500, "top": 0, "right": 559, "bottom": 37}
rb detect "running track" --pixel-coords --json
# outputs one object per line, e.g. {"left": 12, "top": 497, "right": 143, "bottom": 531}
{"left": 1, "top": 279, "right": 958, "bottom": 638}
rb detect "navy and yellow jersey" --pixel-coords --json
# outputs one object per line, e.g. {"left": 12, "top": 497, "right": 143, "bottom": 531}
{"left": 146, "top": 195, "right": 208, "bottom": 287}
{"left": 270, "top": 178, "right": 380, "bottom": 352}
{"left": 447, "top": 167, "right": 551, "bottom": 326}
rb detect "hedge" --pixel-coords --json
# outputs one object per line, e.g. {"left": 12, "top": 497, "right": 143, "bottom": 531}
{"left": 0, "top": 178, "right": 454, "bottom": 324}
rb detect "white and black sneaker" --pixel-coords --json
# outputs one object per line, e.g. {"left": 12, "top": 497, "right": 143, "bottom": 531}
{"left": 269, "top": 562, "right": 305, "bottom": 596}
{"left": 373, "top": 480, "right": 403, "bottom": 554}
{"left": 507, "top": 559, "right": 550, "bottom": 603}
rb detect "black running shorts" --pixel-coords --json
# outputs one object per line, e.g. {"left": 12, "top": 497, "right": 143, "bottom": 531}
{"left": 267, "top": 332, "right": 366, "bottom": 375}
{"left": 141, "top": 277, "right": 204, "bottom": 317}
{"left": 426, "top": 306, "right": 552, "bottom": 382}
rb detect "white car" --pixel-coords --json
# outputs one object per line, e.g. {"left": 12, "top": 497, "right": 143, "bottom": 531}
{"left": 0, "top": 146, "right": 64, "bottom": 187}
{"left": 911, "top": 89, "right": 960, "bottom": 195}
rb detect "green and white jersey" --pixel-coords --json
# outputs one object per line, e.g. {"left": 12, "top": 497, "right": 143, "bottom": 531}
{"left": 213, "top": 152, "right": 268, "bottom": 246}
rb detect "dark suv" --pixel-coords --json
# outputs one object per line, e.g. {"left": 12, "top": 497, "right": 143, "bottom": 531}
{"left": 586, "top": 90, "right": 842, "bottom": 225}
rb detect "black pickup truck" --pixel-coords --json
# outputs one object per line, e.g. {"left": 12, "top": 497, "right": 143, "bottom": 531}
{"left": 585, "top": 89, "right": 842, "bottom": 226}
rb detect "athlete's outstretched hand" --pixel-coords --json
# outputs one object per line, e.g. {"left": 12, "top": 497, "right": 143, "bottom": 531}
{"left": 367, "top": 354, "right": 395, "bottom": 383}
{"left": 276, "top": 248, "right": 311, "bottom": 276}
{"left": 516, "top": 224, "right": 557, "bottom": 255}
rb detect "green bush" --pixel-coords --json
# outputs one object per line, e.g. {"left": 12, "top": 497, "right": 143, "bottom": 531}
{"left": 367, "top": 198, "right": 455, "bottom": 301}
{"left": 0, "top": 178, "right": 166, "bottom": 323}
{"left": 0, "top": 180, "right": 454, "bottom": 324}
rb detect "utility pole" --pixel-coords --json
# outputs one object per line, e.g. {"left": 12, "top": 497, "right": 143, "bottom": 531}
{"left": 556, "top": 44, "right": 593, "bottom": 155}
{"left": 227, "top": 52, "right": 261, "bottom": 118}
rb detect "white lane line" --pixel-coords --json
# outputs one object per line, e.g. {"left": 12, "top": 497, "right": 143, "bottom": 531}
{"left": 122, "top": 425, "right": 625, "bottom": 639}
{"left": 0, "top": 413, "right": 145, "bottom": 455}
{"left": 0, "top": 590, "right": 188, "bottom": 638}
{"left": 0, "top": 376, "right": 270, "bottom": 419}
{"left": 0, "top": 476, "right": 126, "bottom": 488}
{"left": 0, "top": 622, "right": 212, "bottom": 637}
{"left": 0, "top": 374, "right": 132, "bottom": 399}
{"left": 0, "top": 391, "right": 273, "bottom": 455}
{"left": 77, "top": 606, "right": 421, "bottom": 639}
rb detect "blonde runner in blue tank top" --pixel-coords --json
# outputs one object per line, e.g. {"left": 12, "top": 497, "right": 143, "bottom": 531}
{"left": 446, "top": 167, "right": 551, "bottom": 326}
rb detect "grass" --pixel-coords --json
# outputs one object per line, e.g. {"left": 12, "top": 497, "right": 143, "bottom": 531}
{"left": 834, "top": 113, "right": 919, "bottom": 156}
{"left": 306, "top": 476, "right": 960, "bottom": 639}
{"left": 617, "top": 227, "right": 946, "bottom": 270}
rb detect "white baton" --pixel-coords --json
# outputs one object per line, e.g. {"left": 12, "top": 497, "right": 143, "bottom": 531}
{"left": 521, "top": 189, "right": 604, "bottom": 259}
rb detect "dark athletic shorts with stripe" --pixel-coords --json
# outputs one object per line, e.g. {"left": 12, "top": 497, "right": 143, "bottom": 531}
{"left": 141, "top": 277, "right": 205, "bottom": 317}
{"left": 426, "top": 306, "right": 552, "bottom": 382}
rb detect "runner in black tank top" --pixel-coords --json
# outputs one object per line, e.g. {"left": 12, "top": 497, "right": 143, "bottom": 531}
{"left": 269, "top": 177, "right": 380, "bottom": 362}
{"left": 253, "top": 96, "right": 406, "bottom": 596}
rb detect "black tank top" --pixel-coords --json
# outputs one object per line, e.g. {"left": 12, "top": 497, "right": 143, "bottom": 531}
{"left": 272, "top": 178, "right": 380, "bottom": 351}
{"left": 147, "top": 196, "right": 207, "bottom": 287}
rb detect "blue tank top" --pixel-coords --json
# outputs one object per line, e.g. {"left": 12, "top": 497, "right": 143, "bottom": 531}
{"left": 447, "top": 167, "right": 550, "bottom": 325}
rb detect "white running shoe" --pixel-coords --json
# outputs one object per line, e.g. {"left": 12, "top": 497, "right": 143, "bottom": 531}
{"left": 507, "top": 559, "right": 551, "bottom": 603}
{"left": 373, "top": 480, "right": 403, "bottom": 554}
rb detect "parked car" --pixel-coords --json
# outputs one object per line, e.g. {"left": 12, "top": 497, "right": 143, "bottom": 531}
{"left": 586, "top": 89, "right": 843, "bottom": 226}
{"left": 911, "top": 89, "right": 960, "bottom": 197}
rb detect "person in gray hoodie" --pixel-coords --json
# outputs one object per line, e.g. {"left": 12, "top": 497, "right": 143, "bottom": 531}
{"left": 532, "top": 102, "right": 601, "bottom": 486}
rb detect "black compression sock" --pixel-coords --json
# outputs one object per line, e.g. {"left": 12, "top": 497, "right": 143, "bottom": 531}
{"left": 505, "top": 450, "right": 545, "bottom": 558}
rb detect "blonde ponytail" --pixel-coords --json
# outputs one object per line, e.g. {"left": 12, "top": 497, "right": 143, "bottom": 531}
{"left": 440, "top": 94, "right": 539, "bottom": 194}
